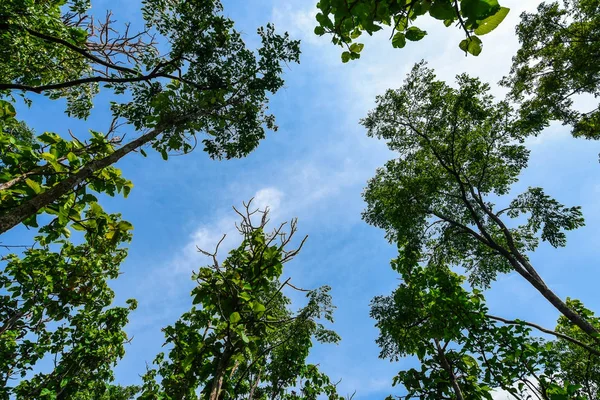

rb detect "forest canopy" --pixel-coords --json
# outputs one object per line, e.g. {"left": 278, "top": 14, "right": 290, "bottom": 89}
{"left": 1, "top": 0, "right": 599, "bottom": 399}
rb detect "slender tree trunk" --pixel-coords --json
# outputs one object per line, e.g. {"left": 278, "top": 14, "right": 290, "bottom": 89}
{"left": 434, "top": 339, "right": 464, "bottom": 400}
{"left": 248, "top": 369, "right": 261, "bottom": 400}
{"left": 511, "top": 262, "right": 600, "bottom": 339}
{"left": 209, "top": 348, "right": 233, "bottom": 400}
{"left": 468, "top": 187, "right": 600, "bottom": 339}
{"left": 0, "top": 126, "right": 164, "bottom": 235}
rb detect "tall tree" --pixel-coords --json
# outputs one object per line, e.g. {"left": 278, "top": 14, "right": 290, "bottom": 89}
{"left": 0, "top": 0, "right": 300, "bottom": 236}
{"left": 139, "top": 202, "right": 342, "bottom": 400}
{"left": 502, "top": 0, "right": 600, "bottom": 139}
{"left": 361, "top": 62, "right": 599, "bottom": 339}
{"left": 314, "top": 0, "right": 510, "bottom": 61}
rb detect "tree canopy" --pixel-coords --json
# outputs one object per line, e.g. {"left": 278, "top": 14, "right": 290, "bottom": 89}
{"left": 362, "top": 61, "right": 596, "bottom": 337}
{"left": 371, "top": 261, "right": 578, "bottom": 399}
{"left": 0, "top": 0, "right": 300, "bottom": 235}
{"left": 502, "top": 0, "right": 600, "bottom": 139}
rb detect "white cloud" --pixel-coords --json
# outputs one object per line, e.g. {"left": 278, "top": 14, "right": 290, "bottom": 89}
{"left": 272, "top": 4, "right": 321, "bottom": 46}
{"left": 253, "top": 187, "right": 284, "bottom": 216}
{"left": 170, "top": 186, "right": 284, "bottom": 276}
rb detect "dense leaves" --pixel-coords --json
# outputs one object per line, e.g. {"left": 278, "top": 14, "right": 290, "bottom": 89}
{"left": 371, "top": 262, "right": 569, "bottom": 399}
{"left": 0, "top": 107, "right": 134, "bottom": 241}
{"left": 139, "top": 204, "right": 341, "bottom": 400}
{"left": 0, "top": 0, "right": 97, "bottom": 117}
{"left": 548, "top": 299, "right": 600, "bottom": 399}
{"left": 502, "top": 0, "right": 600, "bottom": 139}
{"left": 0, "top": 218, "right": 137, "bottom": 399}
{"left": 314, "top": 0, "right": 510, "bottom": 61}
{"left": 0, "top": 1, "right": 312, "bottom": 399}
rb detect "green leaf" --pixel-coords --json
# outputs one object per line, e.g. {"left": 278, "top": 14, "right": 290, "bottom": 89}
{"left": 40, "top": 388, "right": 56, "bottom": 398}
{"left": 429, "top": 1, "right": 456, "bottom": 20}
{"left": 252, "top": 302, "right": 266, "bottom": 313}
{"left": 314, "top": 26, "right": 325, "bottom": 35}
{"left": 38, "top": 132, "right": 62, "bottom": 145}
{"left": 392, "top": 32, "right": 406, "bottom": 49}
{"left": 71, "top": 222, "right": 87, "bottom": 231}
{"left": 25, "top": 178, "right": 42, "bottom": 194}
{"left": 140, "top": 148, "right": 147, "bottom": 157}
{"left": 117, "top": 221, "right": 134, "bottom": 231}
{"left": 349, "top": 43, "right": 364, "bottom": 53}
{"left": 240, "top": 331, "right": 250, "bottom": 343}
{"left": 412, "top": 0, "right": 431, "bottom": 16}
{"left": 230, "top": 312, "right": 241, "bottom": 324}
{"left": 341, "top": 51, "right": 351, "bottom": 63}
{"left": 460, "top": 0, "right": 499, "bottom": 21}
{"left": 474, "top": 7, "right": 509, "bottom": 35}
{"left": 41, "top": 152, "right": 57, "bottom": 162}
{"left": 405, "top": 27, "right": 427, "bottom": 41}
{"left": 123, "top": 183, "right": 132, "bottom": 198}
{"left": 240, "top": 292, "right": 252, "bottom": 302}
{"left": 23, "top": 214, "right": 38, "bottom": 228}
{"left": 350, "top": 29, "right": 362, "bottom": 39}
{"left": 459, "top": 36, "right": 482, "bottom": 56}
{"left": 0, "top": 100, "right": 17, "bottom": 120}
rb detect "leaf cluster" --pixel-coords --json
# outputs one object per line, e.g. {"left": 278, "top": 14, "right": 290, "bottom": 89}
{"left": 502, "top": 0, "right": 600, "bottom": 139}
{"left": 0, "top": 222, "right": 137, "bottom": 399}
{"left": 314, "top": 0, "right": 510, "bottom": 61}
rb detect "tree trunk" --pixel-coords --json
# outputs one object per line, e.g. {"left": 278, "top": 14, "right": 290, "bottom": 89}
{"left": 513, "top": 265, "right": 600, "bottom": 340}
{"left": 434, "top": 339, "right": 464, "bottom": 400}
{"left": 469, "top": 188, "right": 600, "bottom": 339}
{"left": 0, "top": 126, "right": 164, "bottom": 235}
{"left": 209, "top": 348, "right": 233, "bottom": 400}
{"left": 248, "top": 369, "right": 261, "bottom": 400}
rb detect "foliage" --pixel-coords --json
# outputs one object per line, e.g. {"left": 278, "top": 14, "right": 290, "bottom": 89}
{"left": 361, "top": 61, "right": 598, "bottom": 338}
{"left": 314, "top": 0, "right": 510, "bottom": 61}
{"left": 139, "top": 203, "right": 341, "bottom": 400}
{"left": 1, "top": 1, "right": 307, "bottom": 399}
{"left": 0, "top": 107, "right": 134, "bottom": 242}
{"left": 0, "top": 100, "right": 34, "bottom": 144}
{"left": 1, "top": 0, "right": 301, "bottom": 158}
{"left": 0, "top": 219, "right": 137, "bottom": 399}
{"left": 546, "top": 299, "right": 600, "bottom": 399}
{"left": 0, "top": 0, "right": 97, "bottom": 117}
{"left": 371, "top": 261, "right": 572, "bottom": 400}
{"left": 502, "top": 0, "right": 600, "bottom": 139}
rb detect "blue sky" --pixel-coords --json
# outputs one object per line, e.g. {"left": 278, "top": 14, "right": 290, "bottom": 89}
{"left": 3, "top": 0, "right": 600, "bottom": 398}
